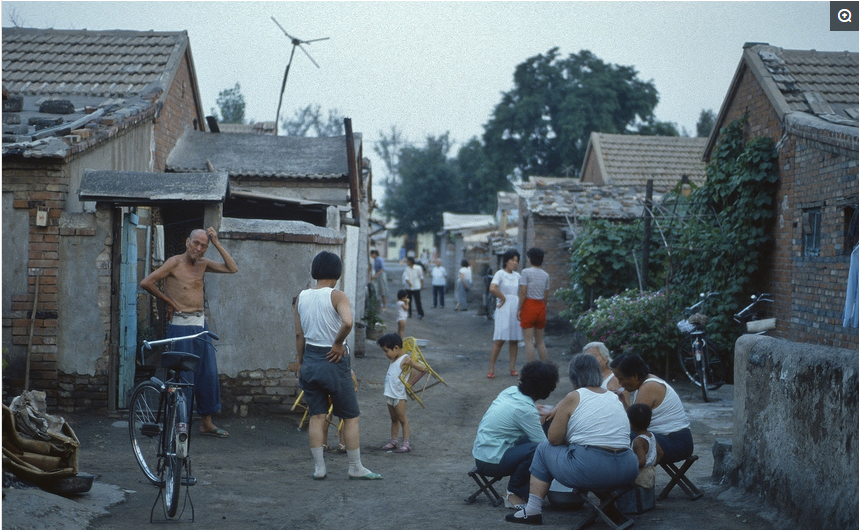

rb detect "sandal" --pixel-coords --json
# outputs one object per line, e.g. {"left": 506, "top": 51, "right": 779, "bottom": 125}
{"left": 381, "top": 441, "right": 398, "bottom": 450}
{"left": 510, "top": 370, "right": 519, "bottom": 377}
{"left": 487, "top": 372, "right": 495, "bottom": 379}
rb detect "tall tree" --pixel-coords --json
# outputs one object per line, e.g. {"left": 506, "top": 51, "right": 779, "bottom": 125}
{"left": 455, "top": 137, "right": 503, "bottom": 214}
{"left": 483, "top": 48, "right": 662, "bottom": 181}
{"left": 374, "top": 125, "right": 406, "bottom": 196}
{"left": 212, "top": 83, "right": 246, "bottom": 124}
{"left": 281, "top": 104, "right": 344, "bottom": 136}
{"left": 381, "top": 134, "right": 464, "bottom": 236}
{"left": 696, "top": 109, "right": 716, "bottom": 138}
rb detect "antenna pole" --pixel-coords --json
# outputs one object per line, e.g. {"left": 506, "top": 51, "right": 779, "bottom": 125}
{"left": 275, "top": 45, "right": 297, "bottom": 136}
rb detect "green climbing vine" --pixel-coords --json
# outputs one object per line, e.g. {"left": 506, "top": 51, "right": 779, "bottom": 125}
{"left": 567, "top": 117, "right": 779, "bottom": 373}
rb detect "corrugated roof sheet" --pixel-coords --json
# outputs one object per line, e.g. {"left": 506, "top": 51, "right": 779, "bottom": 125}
{"left": 441, "top": 212, "right": 496, "bottom": 232}
{"left": 166, "top": 129, "right": 360, "bottom": 179}
{"left": 581, "top": 133, "right": 708, "bottom": 189}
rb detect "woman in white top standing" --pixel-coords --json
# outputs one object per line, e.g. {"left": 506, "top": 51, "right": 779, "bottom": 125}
{"left": 294, "top": 251, "right": 381, "bottom": 481}
{"left": 488, "top": 250, "right": 523, "bottom": 379}
{"left": 610, "top": 352, "right": 693, "bottom": 464}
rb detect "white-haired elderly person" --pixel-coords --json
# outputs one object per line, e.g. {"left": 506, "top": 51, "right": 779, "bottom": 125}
{"left": 505, "top": 353, "right": 638, "bottom": 525}
{"left": 582, "top": 342, "right": 621, "bottom": 392}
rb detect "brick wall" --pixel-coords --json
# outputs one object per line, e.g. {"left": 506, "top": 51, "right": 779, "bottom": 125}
{"left": 153, "top": 49, "right": 203, "bottom": 172}
{"left": 714, "top": 61, "right": 859, "bottom": 347}
{"left": 3, "top": 160, "right": 67, "bottom": 405}
{"left": 219, "top": 369, "right": 301, "bottom": 417}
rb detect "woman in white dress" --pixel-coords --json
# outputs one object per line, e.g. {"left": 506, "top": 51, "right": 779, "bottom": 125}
{"left": 488, "top": 250, "right": 522, "bottom": 379}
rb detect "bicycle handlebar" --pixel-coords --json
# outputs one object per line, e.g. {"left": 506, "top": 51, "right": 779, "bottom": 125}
{"left": 142, "top": 330, "right": 219, "bottom": 350}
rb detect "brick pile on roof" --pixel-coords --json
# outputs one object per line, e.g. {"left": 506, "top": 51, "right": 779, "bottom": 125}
{"left": 516, "top": 177, "right": 661, "bottom": 220}
{"left": 582, "top": 134, "right": 708, "bottom": 189}
{"left": 2, "top": 28, "right": 190, "bottom": 158}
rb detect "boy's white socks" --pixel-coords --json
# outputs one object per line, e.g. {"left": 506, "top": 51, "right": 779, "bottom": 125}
{"left": 311, "top": 446, "right": 326, "bottom": 479}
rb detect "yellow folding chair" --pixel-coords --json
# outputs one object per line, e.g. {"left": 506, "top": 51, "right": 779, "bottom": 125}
{"left": 290, "top": 391, "right": 342, "bottom": 432}
{"left": 398, "top": 337, "right": 447, "bottom": 408}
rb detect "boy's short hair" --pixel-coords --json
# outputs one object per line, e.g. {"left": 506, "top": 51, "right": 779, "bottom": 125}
{"left": 526, "top": 247, "right": 544, "bottom": 266}
{"left": 377, "top": 333, "right": 403, "bottom": 350}
{"left": 627, "top": 403, "right": 652, "bottom": 431}
{"left": 397, "top": 289, "right": 408, "bottom": 300}
{"left": 311, "top": 251, "right": 342, "bottom": 280}
{"left": 370, "top": 249, "right": 379, "bottom": 257}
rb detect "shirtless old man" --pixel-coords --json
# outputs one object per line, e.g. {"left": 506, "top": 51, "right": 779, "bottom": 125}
{"left": 141, "top": 227, "right": 238, "bottom": 437}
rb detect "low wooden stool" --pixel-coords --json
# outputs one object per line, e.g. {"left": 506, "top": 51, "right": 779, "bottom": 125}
{"left": 573, "top": 486, "right": 635, "bottom": 530}
{"left": 658, "top": 455, "right": 703, "bottom": 500}
{"left": 465, "top": 467, "right": 505, "bottom": 507}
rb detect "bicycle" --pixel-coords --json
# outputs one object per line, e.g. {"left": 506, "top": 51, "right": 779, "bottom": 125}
{"left": 734, "top": 293, "right": 776, "bottom": 334}
{"left": 127, "top": 330, "right": 218, "bottom": 520}
{"left": 676, "top": 292, "right": 728, "bottom": 403}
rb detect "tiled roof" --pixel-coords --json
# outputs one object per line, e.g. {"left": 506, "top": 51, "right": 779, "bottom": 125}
{"left": 218, "top": 122, "right": 277, "bottom": 135}
{"left": 441, "top": 212, "right": 496, "bottom": 232}
{"left": 581, "top": 133, "right": 708, "bottom": 189}
{"left": 515, "top": 178, "right": 661, "bottom": 220}
{"left": 166, "top": 129, "right": 360, "bottom": 179}
{"left": 750, "top": 45, "right": 859, "bottom": 125}
{"left": 2, "top": 28, "right": 188, "bottom": 98}
{"left": 2, "top": 28, "right": 193, "bottom": 159}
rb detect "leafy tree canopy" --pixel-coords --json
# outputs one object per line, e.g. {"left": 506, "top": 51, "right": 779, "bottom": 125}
{"left": 482, "top": 48, "right": 666, "bottom": 181}
{"left": 282, "top": 104, "right": 344, "bottom": 136}
{"left": 381, "top": 134, "right": 478, "bottom": 236}
{"left": 212, "top": 83, "right": 246, "bottom": 124}
{"left": 696, "top": 109, "right": 716, "bottom": 138}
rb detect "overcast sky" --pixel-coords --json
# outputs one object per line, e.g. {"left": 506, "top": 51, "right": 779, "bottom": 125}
{"left": 3, "top": 1, "right": 856, "bottom": 190}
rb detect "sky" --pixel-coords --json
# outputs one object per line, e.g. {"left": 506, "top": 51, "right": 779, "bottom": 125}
{"left": 2, "top": 1, "right": 857, "bottom": 199}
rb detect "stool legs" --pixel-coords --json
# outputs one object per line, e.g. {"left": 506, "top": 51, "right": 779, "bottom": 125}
{"left": 658, "top": 456, "right": 703, "bottom": 500}
{"left": 573, "top": 488, "right": 635, "bottom": 530}
{"left": 465, "top": 467, "right": 505, "bottom": 507}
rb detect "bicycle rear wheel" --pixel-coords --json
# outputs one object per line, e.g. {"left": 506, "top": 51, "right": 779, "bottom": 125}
{"left": 162, "top": 392, "right": 182, "bottom": 517}
{"left": 128, "top": 381, "right": 163, "bottom": 485}
{"left": 703, "top": 342, "right": 727, "bottom": 392}
{"left": 678, "top": 336, "right": 726, "bottom": 393}
{"left": 677, "top": 336, "right": 700, "bottom": 386}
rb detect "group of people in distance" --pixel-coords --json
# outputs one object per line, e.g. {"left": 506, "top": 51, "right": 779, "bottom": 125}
{"left": 474, "top": 344, "right": 692, "bottom": 525}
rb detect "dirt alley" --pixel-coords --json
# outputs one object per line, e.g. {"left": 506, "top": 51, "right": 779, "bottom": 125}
{"left": 6, "top": 292, "right": 785, "bottom": 530}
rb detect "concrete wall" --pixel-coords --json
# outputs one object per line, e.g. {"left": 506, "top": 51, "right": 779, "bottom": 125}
{"left": 733, "top": 334, "right": 858, "bottom": 529}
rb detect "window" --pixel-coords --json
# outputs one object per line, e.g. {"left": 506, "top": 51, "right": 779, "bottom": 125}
{"left": 803, "top": 208, "right": 821, "bottom": 257}
{"left": 846, "top": 205, "right": 859, "bottom": 255}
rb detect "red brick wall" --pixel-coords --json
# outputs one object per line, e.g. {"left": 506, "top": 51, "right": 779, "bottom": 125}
{"left": 3, "top": 161, "right": 66, "bottom": 404}
{"left": 153, "top": 50, "right": 204, "bottom": 172}
{"left": 713, "top": 61, "right": 859, "bottom": 348}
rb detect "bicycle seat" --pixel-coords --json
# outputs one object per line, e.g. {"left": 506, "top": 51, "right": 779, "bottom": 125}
{"left": 161, "top": 351, "right": 201, "bottom": 372}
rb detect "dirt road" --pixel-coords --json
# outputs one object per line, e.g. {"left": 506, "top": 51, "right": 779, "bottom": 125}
{"left": 4, "top": 294, "right": 783, "bottom": 529}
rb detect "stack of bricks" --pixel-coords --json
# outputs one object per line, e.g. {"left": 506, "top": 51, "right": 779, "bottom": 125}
{"left": 219, "top": 369, "right": 301, "bottom": 417}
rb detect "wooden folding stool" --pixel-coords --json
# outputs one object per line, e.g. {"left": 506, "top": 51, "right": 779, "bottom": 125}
{"left": 399, "top": 337, "right": 447, "bottom": 408}
{"left": 465, "top": 467, "right": 505, "bottom": 507}
{"left": 572, "top": 486, "right": 636, "bottom": 530}
{"left": 290, "top": 391, "right": 341, "bottom": 431}
{"left": 658, "top": 455, "right": 703, "bottom": 500}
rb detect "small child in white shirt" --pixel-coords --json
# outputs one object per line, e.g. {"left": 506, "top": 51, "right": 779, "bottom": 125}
{"left": 395, "top": 289, "right": 409, "bottom": 337}
{"left": 377, "top": 333, "right": 426, "bottom": 453}
{"left": 628, "top": 403, "right": 664, "bottom": 488}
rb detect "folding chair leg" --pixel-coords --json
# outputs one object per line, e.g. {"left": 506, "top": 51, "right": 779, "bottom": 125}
{"left": 573, "top": 488, "right": 634, "bottom": 530}
{"left": 465, "top": 467, "right": 505, "bottom": 507}
{"left": 658, "top": 456, "right": 703, "bottom": 501}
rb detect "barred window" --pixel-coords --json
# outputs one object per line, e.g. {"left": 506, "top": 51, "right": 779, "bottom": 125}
{"left": 803, "top": 208, "right": 821, "bottom": 257}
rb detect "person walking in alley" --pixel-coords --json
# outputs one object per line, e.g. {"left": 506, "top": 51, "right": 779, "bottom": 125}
{"left": 431, "top": 259, "right": 448, "bottom": 308}
{"left": 370, "top": 249, "right": 388, "bottom": 310}
{"left": 140, "top": 227, "right": 238, "bottom": 438}
{"left": 404, "top": 256, "right": 425, "bottom": 319}
{"left": 518, "top": 248, "right": 550, "bottom": 363}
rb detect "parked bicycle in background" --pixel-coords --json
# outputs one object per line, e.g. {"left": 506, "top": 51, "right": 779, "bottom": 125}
{"left": 676, "top": 292, "right": 728, "bottom": 403}
{"left": 734, "top": 293, "right": 776, "bottom": 334}
{"left": 128, "top": 330, "right": 219, "bottom": 521}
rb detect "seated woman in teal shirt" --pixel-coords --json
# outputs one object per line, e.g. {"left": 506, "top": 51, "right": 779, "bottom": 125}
{"left": 472, "top": 361, "right": 558, "bottom": 509}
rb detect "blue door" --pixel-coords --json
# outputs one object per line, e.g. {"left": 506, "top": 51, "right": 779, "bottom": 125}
{"left": 118, "top": 210, "right": 138, "bottom": 408}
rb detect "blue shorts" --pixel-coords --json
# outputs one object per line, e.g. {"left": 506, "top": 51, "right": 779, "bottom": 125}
{"left": 530, "top": 441, "right": 639, "bottom": 491}
{"left": 299, "top": 344, "right": 360, "bottom": 420}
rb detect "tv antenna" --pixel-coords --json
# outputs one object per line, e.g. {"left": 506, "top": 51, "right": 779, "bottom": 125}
{"left": 271, "top": 16, "right": 329, "bottom": 135}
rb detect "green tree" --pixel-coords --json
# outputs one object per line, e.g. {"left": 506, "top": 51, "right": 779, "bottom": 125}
{"left": 281, "top": 104, "right": 344, "bottom": 136}
{"left": 381, "top": 134, "right": 465, "bottom": 236}
{"left": 696, "top": 109, "right": 716, "bottom": 138}
{"left": 212, "top": 83, "right": 246, "bottom": 124}
{"left": 454, "top": 137, "right": 504, "bottom": 214}
{"left": 483, "top": 48, "right": 661, "bottom": 181}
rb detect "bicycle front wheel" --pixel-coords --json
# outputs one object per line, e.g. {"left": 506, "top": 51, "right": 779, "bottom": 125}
{"left": 128, "top": 381, "right": 163, "bottom": 485}
{"left": 677, "top": 336, "right": 700, "bottom": 386}
{"left": 162, "top": 392, "right": 182, "bottom": 517}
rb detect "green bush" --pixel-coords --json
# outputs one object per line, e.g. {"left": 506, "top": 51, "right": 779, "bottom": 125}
{"left": 575, "top": 289, "right": 681, "bottom": 371}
